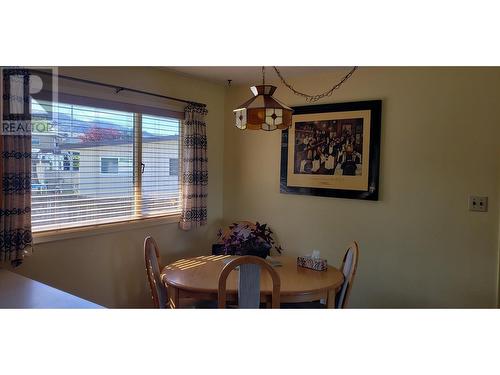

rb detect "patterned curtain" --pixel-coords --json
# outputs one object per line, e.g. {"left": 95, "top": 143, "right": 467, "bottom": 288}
{"left": 1, "top": 69, "right": 33, "bottom": 266}
{"left": 179, "top": 104, "right": 208, "bottom": 230}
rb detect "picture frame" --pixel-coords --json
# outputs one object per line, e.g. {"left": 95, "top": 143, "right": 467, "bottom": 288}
{"left": 280, "top": 100, "right": 382, "bottom": 200}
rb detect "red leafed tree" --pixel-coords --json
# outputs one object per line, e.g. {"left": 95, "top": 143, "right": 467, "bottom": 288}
{"left": 79, "top": 126, "right": 122, "bottom": 142}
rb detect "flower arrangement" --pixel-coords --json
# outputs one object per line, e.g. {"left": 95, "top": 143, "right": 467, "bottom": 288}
{"left": 215, "top": 222, "right": 283, "bottom": 259}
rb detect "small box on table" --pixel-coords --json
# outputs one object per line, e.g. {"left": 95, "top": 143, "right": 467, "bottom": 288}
{"left": 297, "top": 255, "right": 328, "bottom": 271}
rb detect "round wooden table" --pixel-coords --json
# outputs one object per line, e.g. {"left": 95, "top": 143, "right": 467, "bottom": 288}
{"left": 161, "top": 255, "right": 344, "bottom": 308}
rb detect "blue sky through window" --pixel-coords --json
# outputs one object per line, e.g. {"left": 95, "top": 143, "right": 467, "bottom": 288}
{"left": 31, "top": 99, "right": 179, "bottom": 136}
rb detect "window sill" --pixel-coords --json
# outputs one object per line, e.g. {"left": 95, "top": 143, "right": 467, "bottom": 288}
{"left": 33, "top": 213, "right": 181, "bottom": 245}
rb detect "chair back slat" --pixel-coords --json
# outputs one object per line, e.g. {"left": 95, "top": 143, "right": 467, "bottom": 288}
{"left": 218, "top": 256, "right": 280, "bottom": 309}
{"left": 238, "top": 264, "right": 261, "bottom": 308}
{"left": 335, "top": 241, "right": 359, "bottom": 309}
{"left": 144, "top": 236, "right": 168, "bottom": 308}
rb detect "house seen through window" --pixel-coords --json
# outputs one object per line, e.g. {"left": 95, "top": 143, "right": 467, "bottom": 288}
{"left": 169, "top": 158, "right": 179, "bottom": 176}
{"left": 31, "top": 99, "right": 181, "bottom": 232}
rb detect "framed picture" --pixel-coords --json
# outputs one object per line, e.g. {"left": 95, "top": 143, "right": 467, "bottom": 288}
{"left": 280, "top": 100, "right": 382, "bottom": 200}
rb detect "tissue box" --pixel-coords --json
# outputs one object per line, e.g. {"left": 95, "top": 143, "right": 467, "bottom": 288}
{"left": 297, "top": 256, "right": 328, "bottom": 271}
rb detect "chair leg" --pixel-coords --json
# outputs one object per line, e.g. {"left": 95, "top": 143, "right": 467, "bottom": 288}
{"left": 326, "top": 288, "right": 336, "bottom": 308}
{"left": 169, "top": 286, "right": 179, "bottom": 308}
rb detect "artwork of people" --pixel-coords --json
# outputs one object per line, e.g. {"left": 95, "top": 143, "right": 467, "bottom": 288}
{"left": 294, "top": 118, "right": 364, "bottom": 176}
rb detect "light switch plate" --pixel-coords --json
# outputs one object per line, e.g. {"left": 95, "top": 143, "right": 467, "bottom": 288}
{"left": 468, "top": 195, "right": 488, "bottom": 212}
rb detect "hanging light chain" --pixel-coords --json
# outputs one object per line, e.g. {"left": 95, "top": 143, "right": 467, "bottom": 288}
{"left": 273, "top": 66, "right": 358, "bottom": 103}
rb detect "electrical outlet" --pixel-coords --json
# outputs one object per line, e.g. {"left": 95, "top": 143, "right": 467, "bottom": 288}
{"left": 468, "top": 195, "right": 488, "bottom": 212}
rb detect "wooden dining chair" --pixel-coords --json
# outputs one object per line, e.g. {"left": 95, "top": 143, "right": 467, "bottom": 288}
{"left": 335, "top": 241, "right": 360, "bottom": 308}
{"left": 218, "top": 255, "right": 281, "bottom": 309}
{"left": 144, "top": 236, "right": 168, "bottom": 308}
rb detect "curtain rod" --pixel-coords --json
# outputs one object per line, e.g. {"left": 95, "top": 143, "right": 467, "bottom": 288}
{"left": 29, "top": 69, "right": 206, "bottom": 108}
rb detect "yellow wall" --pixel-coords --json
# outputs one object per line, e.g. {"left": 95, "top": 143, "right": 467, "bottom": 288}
{"left": 8, "top": 67, "right": 500, "bottom": 308}
{"left": 223, "top": 67, "right": 500, "bottom": 307}
{"left": 14, "top": 67, "right": 226, "bottom": 307}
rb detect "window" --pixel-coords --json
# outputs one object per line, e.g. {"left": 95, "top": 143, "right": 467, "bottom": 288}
{"left": 141, "top": 114, "right": 181, "bottom": 217}
{"left": 31, "top": 99, "right": 181, "bottom": 232}
{"left": 100, "top": 157, "right": 119, "bottom": 174}
{"left": 169, "top": 158, "right": 179, "bottom": 176}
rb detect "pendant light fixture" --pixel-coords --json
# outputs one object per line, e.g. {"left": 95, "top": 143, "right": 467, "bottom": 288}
{"left": 233, "top": 67, "right": 293, "bottom": 131}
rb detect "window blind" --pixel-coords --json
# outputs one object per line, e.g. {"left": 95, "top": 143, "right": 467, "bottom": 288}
{"left": 31, "top": 99, "right": 181, "bottom": 232}
{"left": 140, "top": 114, "right": 181, "bottom": 217}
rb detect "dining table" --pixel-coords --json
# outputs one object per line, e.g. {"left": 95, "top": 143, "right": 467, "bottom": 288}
{"left": 0, "top": 269, "right": 103, "bottom": 308}
{"left": 161, "top": 255, "right": 344, "bottom": 308}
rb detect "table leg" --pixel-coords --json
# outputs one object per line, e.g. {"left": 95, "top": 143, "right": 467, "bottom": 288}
{"left": 168, "top": 286, "right": 179, "bottom": 309}
{"left": 326, "top": 288, "right": 336, "bottom": 309}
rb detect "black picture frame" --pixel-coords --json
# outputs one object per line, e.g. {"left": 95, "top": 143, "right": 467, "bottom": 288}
{"left": 280, "top": 100, "right": 382, "bottom": 200}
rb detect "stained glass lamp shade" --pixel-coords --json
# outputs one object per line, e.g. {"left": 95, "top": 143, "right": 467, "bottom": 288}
{"left": 233, "top": 85, "right": 293, "bottom": 131}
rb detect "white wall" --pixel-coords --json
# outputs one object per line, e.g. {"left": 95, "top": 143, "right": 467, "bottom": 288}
{"left": 13, "top": 67, "right": 225, "bottom": 308}
{"left": 72, "top": 139, "right": 179, "bottom": 197}
{"left": 223, "top": 67, "right": 500, "bottom": 307}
